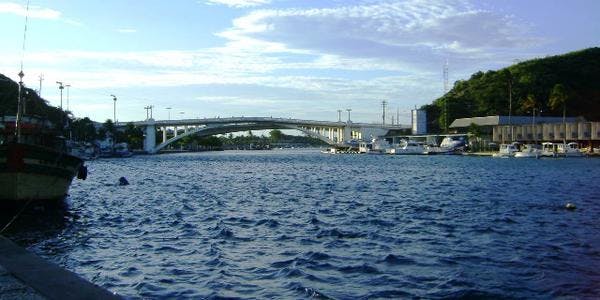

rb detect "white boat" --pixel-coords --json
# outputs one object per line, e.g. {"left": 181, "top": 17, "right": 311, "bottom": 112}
{"left": 424, "top": 136, "right": 465, "bottom": 155}
{"left": 541, "top": 142, "right": 584, "bottom": 157}
{"left": 493, "top": 143, "right": 519, "bottom": 158}
{"left": 556, "top": 142, "right": 584, "bottom": 157}
{"left": 514, "top": 144, "right": 541, "bottom": 158}
{"left": 359, "top": 138, "right": 390, "bottom": 155}
{"left": 387, "top": 140, "right": 426, "bottom": 155}
{"left": 540, "top": 142, "right": 557, "bottom": 157}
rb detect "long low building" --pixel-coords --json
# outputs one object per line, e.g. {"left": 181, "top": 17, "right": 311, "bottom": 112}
{"left": 493, "top": 122, "right": 600, "bottom": 143}
{"left": 449, "top": 115, "right": 600, "bottom": 148}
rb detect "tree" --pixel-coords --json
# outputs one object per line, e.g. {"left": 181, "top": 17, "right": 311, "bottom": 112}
{"left": 549, "top": 83, "right": 569, "bottom": 143}
{"left": 71, "top": 117, "right": 97, "bottom": 141}
{"left": 122, "top": 122, "right": 143, "bottom": 149}
{"left": 521, "top": 94, "right": 537, "bottom": 113}
{"left": 549, "top": 84, "right": 569, "bottom": 118}
{"left": 269, "top": 129, "right": 283, "bottom": 142}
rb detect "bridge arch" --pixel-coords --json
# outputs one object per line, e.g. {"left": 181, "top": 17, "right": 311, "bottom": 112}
{"left": 152, "top": 122, "right": 337, "bottom": 153}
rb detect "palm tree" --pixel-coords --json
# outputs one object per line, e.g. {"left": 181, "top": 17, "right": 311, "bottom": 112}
{"left": 522, "top": 94, "right": 537, "bottom": 142}
{"left": 549, "top": 84, "right": 569, "bottom": 143}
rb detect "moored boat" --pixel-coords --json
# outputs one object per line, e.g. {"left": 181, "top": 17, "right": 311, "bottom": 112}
{"left": 1, "top": 116, "right": 85, "bottom": 204}
{"left": 493, "top": 143, "right": 518, "bottom": 158}
{"left": 514, "top": 144, "right": 541, "bottom": 158}
{"left": 556, "top": 142, "right": 584, "bottom": 157}
{"left": 387, "top": 140, "right": 426, "bottom": 155}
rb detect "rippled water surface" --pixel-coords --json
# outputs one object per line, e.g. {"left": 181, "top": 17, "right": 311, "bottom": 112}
{"left": 7, "top": 150, "right": 600, "bottom": 298}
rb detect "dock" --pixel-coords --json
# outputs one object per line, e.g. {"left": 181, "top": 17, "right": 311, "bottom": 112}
{"left": 0, "top": 235, "right": 119, "bottom": 300}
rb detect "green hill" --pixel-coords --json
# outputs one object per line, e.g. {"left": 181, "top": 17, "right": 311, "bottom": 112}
{"left": 422, "top": 47, "right": 600, "bottom": 133}
{"left": 0, "top": 73, "right": 66, "bottom": 127}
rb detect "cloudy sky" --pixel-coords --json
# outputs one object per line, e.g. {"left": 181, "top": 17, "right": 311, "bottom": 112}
{"left": 0, "top": 0, "right": 598, "bottom": 123}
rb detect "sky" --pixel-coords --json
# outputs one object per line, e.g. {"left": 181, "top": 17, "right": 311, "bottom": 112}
{"left": 0, "top": 0, "right": 598, "bottom": 124}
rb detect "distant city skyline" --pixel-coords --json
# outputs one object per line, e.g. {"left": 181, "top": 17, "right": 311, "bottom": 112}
{"left": 1, "top": 0, "right": 598, "bottom": 124}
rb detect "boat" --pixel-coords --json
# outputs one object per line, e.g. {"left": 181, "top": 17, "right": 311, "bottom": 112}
{"left": 359, "top": 138, "right": 390, "bottom": 155}
{"left": 493, "top": 143, "right": 519, "bottom": 158}
{"left": 114, "top": 142, "right": 133, "bottom": 157}
{"left": 514, "top": 144, "right": 541, "bottom": 158}
{"left": 540, "top": 142, "right": 584, "bottom": 158}
{"left": 540, "top": 142, "right": 557, "bottom": 157}
{"left": 387, "top": 140, "right": 426, "bottom": 155}
{"left": 556, "top": 142, "right": 584, "bottom": 157}
{"left": 424, "top": 136, "right": 465, "bottom": 155}
{"left": 1, "top": 115, "right": 86, "bottom": 204}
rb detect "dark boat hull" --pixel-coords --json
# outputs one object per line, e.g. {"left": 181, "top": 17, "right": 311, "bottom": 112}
{"left": 0, "top": 143, "right": 83, "bottom": 202}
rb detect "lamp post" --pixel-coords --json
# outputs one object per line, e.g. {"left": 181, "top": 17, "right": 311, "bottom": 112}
{"left": 56, "top": 81, "right": 64, "bottom": 110}
{"left": 110, "top": 94, "right": 117, "bottom": 123}
{"left": 166, "top": 107, "right": 172, "bottom": 120}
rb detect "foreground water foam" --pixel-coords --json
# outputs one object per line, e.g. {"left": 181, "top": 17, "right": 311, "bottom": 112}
{"left": 8, "top": 150, "right": 600, "bottom": 298}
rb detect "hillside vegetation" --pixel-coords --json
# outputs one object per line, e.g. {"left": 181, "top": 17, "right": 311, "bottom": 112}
{"left": 0, "top": 73, "right": 66, "bottom": 127}
{"left": 422, "top": 47, "right": 600, "bottom": 133}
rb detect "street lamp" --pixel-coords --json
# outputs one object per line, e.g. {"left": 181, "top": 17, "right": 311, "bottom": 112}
{"left": 179, "top": 111, "right": 185, "bottom": 119}
{"left": 166, "top": 107, "right": 172, "bottom": 120}
{"left": 56, "top": 81, "right": 64, "bottom": 110}
{"left": 110, "top": 94, "right": 117, "bottom": 123}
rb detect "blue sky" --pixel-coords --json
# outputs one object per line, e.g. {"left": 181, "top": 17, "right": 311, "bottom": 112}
{"left": 1, "top": 0, "right": 598, "bottom": 124}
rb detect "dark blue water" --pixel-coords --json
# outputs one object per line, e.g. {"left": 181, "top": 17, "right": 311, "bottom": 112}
{"left": 8, "top": 150, "right": 600, "bottom": 298}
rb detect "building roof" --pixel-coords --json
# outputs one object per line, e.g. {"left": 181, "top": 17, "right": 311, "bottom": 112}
{"left": 449, "top": 115, "right": 581, "bottom": 128}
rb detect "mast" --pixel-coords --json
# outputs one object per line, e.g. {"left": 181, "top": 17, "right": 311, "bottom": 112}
{"left": 15, "top": 0, "right": 31, "bottom": 143}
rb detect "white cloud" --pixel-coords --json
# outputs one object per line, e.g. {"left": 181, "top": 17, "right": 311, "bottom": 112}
{"left": 0, "top": 2, "right": 61, "bottom": 19}
{"left": 204, "top": 0, "right": 270, "bottom": 8}
{"left": 218, "top": 0, "right": 540, "bottom": 69}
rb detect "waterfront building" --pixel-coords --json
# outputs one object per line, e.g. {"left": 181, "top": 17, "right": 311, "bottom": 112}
{"left": 449, "top": 115, "right": 600, "bottom": 149}
{"left": 411, "top": 109, "right": 427, "bottom": 135}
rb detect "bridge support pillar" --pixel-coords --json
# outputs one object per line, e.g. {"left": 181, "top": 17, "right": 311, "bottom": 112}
{"left": 162, "top": 127, "right": 167, "bottom": 143}
{"left": 144, "top": 119, "right": 156, "bottom": 154}
{"left": 343, "top": 124, "right": 352, "bottom": 142}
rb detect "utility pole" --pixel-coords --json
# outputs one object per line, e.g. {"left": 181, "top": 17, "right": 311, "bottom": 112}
{"left": 149, "top": 105, "right": 153, "bottom": 119}
{"left": 381, "top": 100, "right": 387, "bottom": 125}
{"left": 110, "top": 94, "right": 117, "bottom": 123}
{"left": 38, "top": 73, "right": 43, "bottom": 97}
{"left": 56, "top": 81, "right": 64, "bottom": 110}
{"left": 144, "top": 106, "right": 151, "bottom": 120}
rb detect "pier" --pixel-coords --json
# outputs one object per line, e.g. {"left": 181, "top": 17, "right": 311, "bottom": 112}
{"left": 0, "top": 235, "right": 119, "bottom": 299}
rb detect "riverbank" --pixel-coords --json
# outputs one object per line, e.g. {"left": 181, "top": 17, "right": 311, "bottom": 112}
{"left": 0, "top": 235, "right": 119, "bottom": 299}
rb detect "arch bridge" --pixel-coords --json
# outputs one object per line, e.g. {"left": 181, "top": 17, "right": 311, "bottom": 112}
{"left": 118, "top": 117, "right": 408, "bottom": 154}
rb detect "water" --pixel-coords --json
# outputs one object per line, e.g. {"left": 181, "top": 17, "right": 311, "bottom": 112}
{"left": 5, "top": 150, "right": 600, "bottom": 298}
